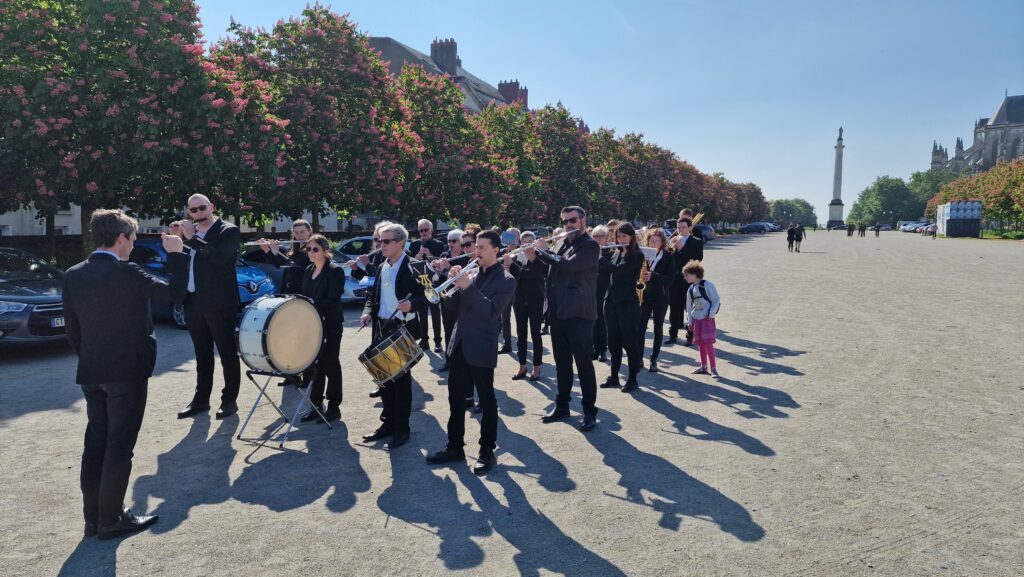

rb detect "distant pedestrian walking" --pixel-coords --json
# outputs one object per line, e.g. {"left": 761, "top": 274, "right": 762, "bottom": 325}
{"left": 847, "top": 223, "right": 855, "bottom": 237}
{"left": 858, "top": 223, "right": 866, "bottom": 237}
{"left": 873, "top": 222, "right": 880, "bottom": 237}
{"left": 786, "top": 224, "right": 796, "bottom": 252}
{"left": 795, "top": 225, "right": 805, "bottom": 252}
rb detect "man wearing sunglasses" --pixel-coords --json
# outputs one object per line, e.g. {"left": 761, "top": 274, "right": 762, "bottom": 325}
{"left": 530, "top": 206, "right": 601, "bottom": 431}
{"left": 168, "top": 194, "right": 242, "bottom": 421}
{"left": 436, "top": 229, "right": 465, "bottom": 371}
{"left": 408, "top": 219, "right": 446, "bottom": 353}
{"left": 359, "top": 224, "right": 427, "bottom": 449}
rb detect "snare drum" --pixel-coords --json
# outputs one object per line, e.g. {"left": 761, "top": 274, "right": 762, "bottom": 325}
{"left": 237, "top": 295, "right": 323, "bottom": 375}
{"left": 358, "top": 324, "right": 423, "bottom": 386}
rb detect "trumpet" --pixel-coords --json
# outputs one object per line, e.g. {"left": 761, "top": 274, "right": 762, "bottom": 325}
{"left": 502, "top": 229, "right": 578, "bottom": 259}
{"left": 430, "top": 259, "right": 480, "bottom": 302}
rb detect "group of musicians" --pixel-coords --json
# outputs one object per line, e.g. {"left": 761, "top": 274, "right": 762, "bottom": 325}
{"left": 63, "top": 198, "right": 707, "bottom": 538}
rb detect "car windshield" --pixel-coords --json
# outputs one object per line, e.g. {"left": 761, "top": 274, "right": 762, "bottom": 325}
{"left": 0, "top": 250, "right": 64, "bottom": 282}
{"left": 339, "top": 238, "right": 374, "bottom": 256}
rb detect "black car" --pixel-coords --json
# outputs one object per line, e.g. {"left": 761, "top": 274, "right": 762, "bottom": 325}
{"left": 739, "top": 223, "right": 770, "bottom": 234}
{"left": 0, "top": 247, "right": 67, "bottom": 345}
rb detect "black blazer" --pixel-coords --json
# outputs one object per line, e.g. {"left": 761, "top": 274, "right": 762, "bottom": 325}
{"left": 603, "top": 249, "right": 643, "bottom": 304}
{"left": 448, "top": 262, "right": 517, "bottom": 368}
{"left": 183, "top": 218, "right": 241, "bottom": 311}
{"left": 509, "top": 255, "right": 548, "bottom": 303}
{"left": 300, "top": 262, "right": 345, "bottom": 339}
{"left": 672, "top": 236, "right": 704, "bottom": 284}
{"left": 63, "top": 252, "right": 190, "bottom": 385}
{"left": 642, "top": 250, "right": 674, "bottom": 305}
{"left": 271, "top": 249, "right": 311, "bottom": 294}
{"left": 361, "top": 254, "right": 427, "bottom": 340}
{"left": 408, "top": 237, "right": 445, "bottom": 259}
{"left": 535, "top": 231, "right": 599, "bottom": 321}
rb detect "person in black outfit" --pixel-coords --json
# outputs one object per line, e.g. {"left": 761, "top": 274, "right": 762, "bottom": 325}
{"left": 345, "top": 222, "right": 391, "bottom": 398}
{"left": 531, "top": 206, "right": 601, "bottom": 431}
{"left": 436, "top": 229, "right": 465, "bottom": 371}
{"left": 409, "top": 219, "right": 446, "bottom": 352}
{"left": 359, "top": 224, "right": 427, "bottom": 449}
{"left": 497, "top": 228, "right": 520, "bottom": 353}
{"left": 171, "top": 194, "right": 242, "bottom": 420}
{"left": 437, "top": 228, "right": 481, "bottom": 409}
{"left": 591, "top": 224, "right": 612, "bottom": 362}
{"left": 63, "top": 210, "right": 189, "bottom": 539}
{"left": 639, "top": 227, "right": 673, "bottom": 373}
{"left": 795, "top": 224, "right": 805, "bottom": 251}
{"left": 667, "top": 217, "right": 704, "bottom": 346}
{"left": 266, "top": 234, "right": 346, "bottom": 423}
{"left": 600, "top": 223, "right": 644, "bottom": 392}
{"left": 786, "top": 224, "right": 797, "bottom": 252}
{"left": 426, "top": 230, "right": 517, "bottom": 474}
{"left": 508, "top": 230, "right": 549, "bottom": 381}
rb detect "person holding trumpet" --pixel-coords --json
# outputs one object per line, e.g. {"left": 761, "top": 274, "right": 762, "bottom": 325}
{"left": 425, "top": 230, "right": 517, "bottom": 474}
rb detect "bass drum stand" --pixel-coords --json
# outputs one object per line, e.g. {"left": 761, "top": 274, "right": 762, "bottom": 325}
{"left": 236, "top": 367, "right": 331, "bottom": 448}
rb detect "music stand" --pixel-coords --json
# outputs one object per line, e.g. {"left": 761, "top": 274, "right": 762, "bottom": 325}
{"left": 236, "top": 368, "right": 331, "bottom": 448}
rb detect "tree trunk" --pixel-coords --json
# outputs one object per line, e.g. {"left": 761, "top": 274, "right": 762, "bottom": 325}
{"left": 80, "top": 201, "right": 93, "bottom": 259}
{"left": 44, "top": 212, "right": 56, "bottom": 263}
{"left": 311, "top": 211, "right": 320, "bottom": 232}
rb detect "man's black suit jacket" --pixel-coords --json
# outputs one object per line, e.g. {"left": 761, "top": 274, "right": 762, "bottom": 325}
{"left": 63, "top": 251, "right": 190, "bottom": 385}
{"left": 534, "top": 231, "right": 599, "bottom": 321}
{"left": 408, "top": 237, "right": 445, "bottom": 260}
{"left": 184, "top": 218, "right": 241, "bottom": 312}
{"left": 672, "top": 236, "right": 704, "bottom": 283}
{"left": 447, "top": 262, "right": 517, "bottom": 368}
{"left": 361, "top": 255, "right": 427, "bottom": 340}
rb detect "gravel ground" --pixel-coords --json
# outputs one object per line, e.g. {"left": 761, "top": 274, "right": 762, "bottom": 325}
{"left": 1, "top": 230, "right": 1021, "bottom": 577}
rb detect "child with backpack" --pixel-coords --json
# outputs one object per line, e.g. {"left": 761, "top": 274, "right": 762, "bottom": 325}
{"left": 683, "top": 260, "right": 722, "bottom": 378}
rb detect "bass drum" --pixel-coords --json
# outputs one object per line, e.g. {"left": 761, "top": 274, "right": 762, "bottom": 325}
{"left": 237, "top": 295, "right": 323, "bottom": 375}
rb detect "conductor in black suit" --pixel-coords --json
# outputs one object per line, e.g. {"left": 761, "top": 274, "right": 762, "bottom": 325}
{"left": 667, "top": 217, "right": 704, "bottom": 345}
{"left": 358, "top": 223, "right": 427, "bottom": 449}
{"left": 63, "top": 209, "right": 189, "bottom": 539}
{"left": 426, "top": 230, "right": 517, "bottom": 474}
{"left": 171, "top": 194, "right": 242, "bottom": 420}
{"left": 409, "top": 218, "right": 446, "bottom": 352}
{"left": 531, "top": 206, "right": 601, "bottom": 431}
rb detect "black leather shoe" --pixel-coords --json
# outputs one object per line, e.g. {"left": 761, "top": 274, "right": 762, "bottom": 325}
{"left": 591, "top": 351, "right": 600, "bottom": 360}
{"left": 528, "top": 372, "right": 541, "bottom": 381}
{"left": 511, "top": 371, "right": 528, "bottom": 381}
{"left": 621, "top": 379, "right": 639, "bottom": 393}
{"left": 580, "top": 413, "right": 597, "bottom": 432}
{"left": 600, "top": 376, "right": 620, "bottom": 389}
{"left": 215, "top": 401, "right": 238, "bottom": 420}
{"left": 386, "top": 432, "right": 410, "bottom": 449}
{"left": 599, "top": 353, "right": 608, "bottom": 363}
{"left": 465, "top": 398, "right": 475, "bottom": 410}
{"left": 541, "top": 408, "right": 570, "bottom": 423}
{"left": 362, "top": 428, "right": 392, "bottom": 442}
{"left": 473, "top": 451, "right": 496, "bottom": 475}
{"left": 470, "top": 404, "right": 483, "bottom": 414}
{"left": 649, "top": 360, "right": 659, "bottom": 373}
{"left": 419, "top": 341, "right": 429, "bottom": 350}
{"left": 97, "top": 509, "right": 158, "bottom": 540}
{"left": 434, "top": 344, "right": 444, "bottom": 353}
{"left": 665, "top": 337, "right": 678, "bottom": 345}
{"left": 84, "top": 521, "right": 97, "bottom": 538}
{"left": 300, "top": 405, "right": 326, "bottom": 423}
{"left": 322, "top": 406, "right": 341, "bottom": 422}
{"left": 425, "top": 445, "right": 466, "bottom": 464}
{"left": 176, "top": 401, "right": 210, "bottom": 419}
{"left": 369, "top": 386, "right": 383, "bottom": 398}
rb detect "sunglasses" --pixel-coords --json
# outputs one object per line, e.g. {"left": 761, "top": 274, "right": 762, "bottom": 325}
{"left": 308, "top": 246, "right": 322, "bottom": 253}
{"left": 448, "top": 239, "right": 459, "bottom": 244}
{"left": 561, "top": 216, "right": 579, "bottom": 225}
{"left": 461, "top": 241, "right": 474, "bottom": 248}
{"left": 188, "top": 205, "right": 208, "bottom": 213}
{"left": 379, "top": 238, "right": 400, "bottom": 245}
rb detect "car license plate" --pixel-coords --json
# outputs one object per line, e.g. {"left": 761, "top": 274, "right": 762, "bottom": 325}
{"left": 51, "top": 317, "right": 65, "bottom": 328}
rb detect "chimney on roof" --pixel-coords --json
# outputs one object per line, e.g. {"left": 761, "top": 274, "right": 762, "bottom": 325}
{"left": 430, "top": 37, "right": 461, "bottom": 76}
{"left": 498, "top": 79, "right": 529, "bottom": 108}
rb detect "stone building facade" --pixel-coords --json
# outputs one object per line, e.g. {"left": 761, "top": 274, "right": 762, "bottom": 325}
{"left": 932, "top": 94, "right": 1024, "bottom": 172}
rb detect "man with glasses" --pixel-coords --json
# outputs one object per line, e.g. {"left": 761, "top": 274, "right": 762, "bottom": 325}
{"left": 408, "top": 219, "right": 446, "bottom": 352}
{"left": 437, "top": 229, "right": 465, "bottom": 371}
{"left": 359, "top": 224, "right": 427, "bottom": 449}
{"left": 434, "top": 226, "right": 480, "bottom": 408}
{"left": 169, "top": 194, "right": 242, "bottom": 420}
{"left": 667, "top": 216, "right": 703, "bottom": 346}
{"left": 531, "top": 206, "right": 601, "bottom": 431}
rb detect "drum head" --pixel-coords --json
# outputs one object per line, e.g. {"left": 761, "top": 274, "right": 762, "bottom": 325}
{"left": 266, "top": 298, "right": 323, "bottom": 374}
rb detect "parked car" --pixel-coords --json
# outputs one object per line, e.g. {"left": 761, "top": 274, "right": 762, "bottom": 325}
{"left": 900, "top": 222, "right": 927, "bottom": 232}
{"left": 739, "top": 223, "right": 770, "bottom": 234}
{"left": 130, "top": 238, "right": 275, "bottom": 328}
{"left": 239, "top": 247, "right": 370, "bottom": 304}
{"left": 0, "top": 248, "right": 66, "bottom": 345}
{"left": 694, "top": 223, "right": 716, "bottom": 242}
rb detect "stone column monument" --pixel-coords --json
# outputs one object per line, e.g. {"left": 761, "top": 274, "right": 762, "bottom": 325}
{"left": 826, "top": 127, "right": 845, "bottom": 229}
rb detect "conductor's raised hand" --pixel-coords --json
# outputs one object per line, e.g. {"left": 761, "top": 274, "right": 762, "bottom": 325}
{"left": 161, "top": 233, "right": 184, "bottom": 253}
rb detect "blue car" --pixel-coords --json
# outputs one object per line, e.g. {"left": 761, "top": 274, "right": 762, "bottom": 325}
{"left": 130, "top": 238, "right": 275, "bottom": 328}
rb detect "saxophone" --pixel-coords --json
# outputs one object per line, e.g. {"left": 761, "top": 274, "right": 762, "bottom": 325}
{"left": 636, "top": 256, "right": 648, "bottom": 305}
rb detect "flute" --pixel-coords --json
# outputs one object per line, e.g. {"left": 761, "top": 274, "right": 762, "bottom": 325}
{"left": 241, "top": 239, "right": 309, "bottom": 247}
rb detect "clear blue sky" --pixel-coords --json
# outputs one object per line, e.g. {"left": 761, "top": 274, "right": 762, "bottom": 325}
{"left": 197, "top": 0, "right": 1024, "bottom": 221}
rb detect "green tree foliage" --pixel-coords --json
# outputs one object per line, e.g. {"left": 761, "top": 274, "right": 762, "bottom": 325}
{"left": 847, "top": 176, "right": 917, "bottom": 225}
{"left": 769, "top": 198, "right": 817, "bottom": 226}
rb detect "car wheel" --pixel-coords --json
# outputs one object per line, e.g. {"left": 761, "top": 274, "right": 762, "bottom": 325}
{"left": 172, "top": 304, "right": 188, "bottom": 330}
